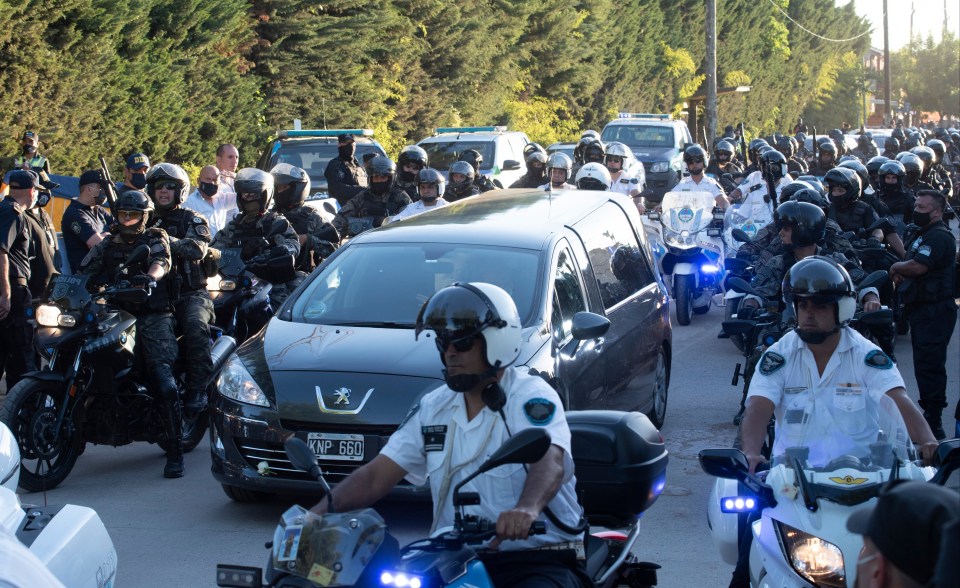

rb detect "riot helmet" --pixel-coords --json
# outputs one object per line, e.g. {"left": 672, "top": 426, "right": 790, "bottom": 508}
{"left": 748, "top": 138, "right": 768, "bottom": 163}
{"left": 775, "top": 135, "right": 796, "bottom": 159}
{"left": 270, "top": 163, "right": 311, "bottom": 210}
{"left": 818, "top": 140, "right": 838, "bottom": 166}
{"left": 898, "top": 153, "right": 923, "bottom": 185}
{"left": 234, "top": 168, "right": 275, "bottom": 216}
{"left": 714, "top": 140, "right": 735, "bottom": 163}
{"left": 416, "top": 167, "right": 445, "bottom": 202}
{"left": 115, "top": 190, "right": 154, "bottom": 238}
{"left": 397, "top": 145, "right": 429, "bottom": 183}
{"left": 782, "top": 256, "right": 856, "bottom": 343}
{"left": 883, "top": 137, "right": 900, "bottom": 154}
{"left": 909, "top": 146, "right": 935, "bottom": 178}
{"left": 891, "top": 127, "right": 906, "bottom": 142}
{"left": 525, "top": 151, "right": 548, "bottom": 183}
{"left": 367, "top": 156, "right": 397, "bottom": 196}
{"left": 575, "top": 163, "right": 612, "bottom": 191}
{"left": 761, "top": 149, "right": 788, "bottom": 183}
{"left": 796, "top": 175, "right": 827, "bottom": 198}
{"left": 448, "top": 161, "right": 476, "bottom": 194}
{"left": 778, "top": 180, "right": 816, "bottom": 205}
{"left": 926, "top": 139, "right": 947, "bottom": 163}
{"left": 683, "top": 144, "right": 709, "bottom": 165}
{"left": 774, "top": 201, "right": 826, "bottom": 248}
{"left": 823, "top": 167, "right": 861, "bottom": 208}
{"left": 523, "top": 143, "right": 547, "bottom": 160}
{"left": 837, "top": 159, "right": 870, "bottom": 194}
{"left": 865, "top": 156, "right": 890, "bottom": 191}
{"left": 145, "top": 163, "right": 190, "bottom": 211}
{"left": 582, "top": 140, "right": 605, "bottom": 164}
{"left": 459, "top": 149, "right": 484, "bottom": 175}
{"left": 787, "top": 186, "right": 828, "bottom": 214}
{"left": 878, "top": 160, "right": 906, "bottom": 195}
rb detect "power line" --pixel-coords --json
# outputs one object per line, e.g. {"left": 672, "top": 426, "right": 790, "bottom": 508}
{"left": 766, "top": 0, "right": 873, "bottom": 43}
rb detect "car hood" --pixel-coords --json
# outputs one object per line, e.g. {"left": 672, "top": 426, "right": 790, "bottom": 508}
{"left": 628, "top": 147, "right": 677, "bottom": 163}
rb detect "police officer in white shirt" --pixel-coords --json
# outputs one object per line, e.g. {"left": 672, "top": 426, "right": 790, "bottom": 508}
{"left": 392, "top": 167, "right": 448, "bottom": 221}
{"left": 605, "top": 142, "right": 645, "bottom": 201}
{"left": 183, "top": 165, "right": 238, "bottom": 237}
{"left": 674, "top": 145, "right": 728, "bottom": 209}
{"left": 309, "top": 282, "right": 586, "bottom": 587}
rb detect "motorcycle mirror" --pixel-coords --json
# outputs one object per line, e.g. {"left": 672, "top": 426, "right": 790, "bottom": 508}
{"left": 322, "top": 201, "right": 337, "bottom": 215}
{"left": 933, "top": 439, "right": 960, "bottom": 470}
{"left": 721, "top": 319, "right": 756, "bottom": 337}
{"left": 857, "top": 270, "right": 888, "bottom": 291}
{"left": 731, "top": 229, "right": 752, "bottom": 244}
{"left": 117, "top": 244, "right": 150, "bottom": 273}
{"left": 284, "top": 437, "right": 319, "bottom": 473}
{"left": 857, "top": 308, "right": 894, "bottom": 327}
{"left": 728, "top": 277, "right": 755, "bottom": 295}
{"left": 698, "top": 448, "right": 749, "bottom": 479}
{"left": 571, "top": 312, "right": 610, "bottom": 341}
{"left": 478, "top": 428, "right": 551, "bottom": 475}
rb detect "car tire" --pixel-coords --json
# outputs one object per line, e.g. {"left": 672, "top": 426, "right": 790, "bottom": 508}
{"left": 645, "top": 346, "right": 669, "bottom": 428}
{"left": 222, "top": 484, "right": 272, "bottom": 503}
{"left": 674, "top": 274, "right": 693, "bottom": 326}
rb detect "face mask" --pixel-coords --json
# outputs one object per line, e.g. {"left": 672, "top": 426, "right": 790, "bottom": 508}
{"left": 199, "top": 182, "right": 218, "bottom": 197}
{"left": 36, "top": 193, "right": 50, "bottom": 207}
{"left": 338, "top": 144, "right": 355, "bottom": 159}
{"left": 371, "top": 179, "right": 391, "bottom": 196}
{"left": 131, "top": 173, "right": 147, "bottom": 189}
{"left": 22, "top": 144, "right": 37, "bottom": 155}
{"left": 95, "top": 191, "right": 107, "bottom": 206}
{"left": 399, "top": 170, "right": 417, "bottom": 182}
{"left": 242, "top": 199, "right": 262, "bottom": 215}
{"left": 912, "top": 211, "right": 932, "bottom": 226}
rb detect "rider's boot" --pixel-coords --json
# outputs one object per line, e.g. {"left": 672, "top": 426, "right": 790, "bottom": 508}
{"left": 163, "top": 400, "right": 185, "bottom": 479}
{"left": 184, "top": 387, "right": 208, "bottom": 415}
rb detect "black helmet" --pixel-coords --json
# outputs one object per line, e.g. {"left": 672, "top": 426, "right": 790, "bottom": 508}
{"left": 417, "top": 167, "right": 445, "bottom": 200}
{"left": 898, "top": 153, "right": 923, "bottom": 183}
{"left": 837, "top": 159, "right": 869, "bottom": 192}
{"left": 909, "top": 146, "right": 936, "bottom": 173}
{"left": 761, "top": 149, "right": 788, "bottom": 182}
{"left": 788, "top": 187, "right": 828, "bottom": 213}
{"left": 573, "top": 133, "right": 600, "bottom": 164}
{"left": 823, "top": 167, "right": 861, "bottom": 207}
{"left": 748, "top": 138, "right": 768, "bottom": 161}
{"left": 683, "top": 144, "right": 708, "bottom": 165}
{"left": 582, "top": 140, "right": 605, "bottom": 164}
{"left": 714, "top": 140, "right": 735, "bottom": 160}
{"left": 145, "top": 163, "right": 190, "bottom": 210}
{"left": 778, "top": 180, "right": 816, "bottom": 205}
{"left": 775, "top": 135, "right": 796, "bottom": 158}
{"left": 891, "top": 127, "right": 906, "bottom": 142}
{"left": 115, "top": 189, "right": 153, "bottom": 236}
{"left": 950, "top": 132, "right": 960, "bottom": 146}
{"left": 782, "top": 256, "right": 857, "bottom": 339}
{"left": 270, "top": 163, "right": 311, "bottom": 210}
{"left": 367, "top": 156, "right": 397, "bottom": 196}
{"left": 903, "top": 134, "right": 922, "bottom": 150}
{"left": 525, "top": 151, "right": 547, "bottom": 182}
{"left": 926, "top": 139, "right": 947, "bottom": 162}
{"left": 397, "top": 145, "right": 429, "bottom": 182}
{"left": 796, "top": 175, "right": 827, "bottom": 198}
{"left": 865, "top": 155, "right": 889, "bottom": 175}
{"left": 459, "top": 149, "right": 484, "bottom": 174}
{"left": 523, "top": 143, "right": 546, "bottom": 160}
{"left": 774, "top": 201, "right": 825, "bottom": 248}
{"left": 884, "top": 137, "right": 900, "bottom": 153}
{"left": 234, "top": 168, "right": 275, "bottom": 215}
{"left": 818, "top": 140, "right": 838, "bottom": 164}
{"left": 878, "top": 160, "right": 906, "bottom": 194}
{"left": 448, "top": 160, "right": 476, "bottom": 193}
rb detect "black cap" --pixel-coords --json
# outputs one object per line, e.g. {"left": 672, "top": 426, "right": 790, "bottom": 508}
{"left": 79, "top": 169, "right": 102, "bottom": 188}
{"left": 7, "top": 169, "right": 40, "bottom": 189}
{"left": 337, "top": 133, "right": 355, "bottom": 143}
{"left": 847, "top": 480, "right": 960, "bottom": 585}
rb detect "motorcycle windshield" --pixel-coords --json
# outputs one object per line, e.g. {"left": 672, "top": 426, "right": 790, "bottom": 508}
{"left": 271, "top": 505, "right": 388, "bottom": 586}
{"left": 45, "top": 274, "right": 92, "bottom": 310}
{"left": 660, "top": 191, "right": 716, "bottom": 235}
{"left": 723, "top": 199, "right": 774, "bottom": 253}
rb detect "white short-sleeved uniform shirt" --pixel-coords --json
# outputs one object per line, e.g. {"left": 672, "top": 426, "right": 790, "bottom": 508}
{"left": 747, "top": 328, "right": 904, "bottom": 466}
{"left": 393, "top": 198, "right": 449, "bottom": 221}
{"left": 609, "top": 169, "right": 643, "bottom": 197}
{"left": 380, "top": 367, "right": 583, "bottom": 550}
{"left": 674, "top": 175, "right": 725, "bottom": 199}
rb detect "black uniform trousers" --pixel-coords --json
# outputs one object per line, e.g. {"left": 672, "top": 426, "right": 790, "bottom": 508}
{"left": 908, "top": 299, "right": 958, "bottom": 421}
{"left": 0, "top": 283, "right": 36, "bottom": 390}
{"left": 174, "top": 290, "right": 214, "bottom": 394}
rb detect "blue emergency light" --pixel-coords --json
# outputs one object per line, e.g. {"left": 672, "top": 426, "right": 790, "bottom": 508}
{"left": 617, "top": 113, "right": 672, "bottom": 120}
{"left": 721, "top": 496, "right": 758, "bottom": 513}
{"left": 434, "top": 126, "right": 507, "bottom": 134}
{"left": 701, "top": 263, "right": 721, "bottom": 274}
{"left": 380, "top": 571, "right": 424, "bottom": 588}
{"left": 277, "top": 129, "right": 373, "bottom": 138}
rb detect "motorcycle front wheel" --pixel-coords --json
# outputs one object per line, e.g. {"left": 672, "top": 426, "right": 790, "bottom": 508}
{"left": 0, "top": 378, "right": 84, "bottom": 492}
{"left": 674, "top": 274, "right": 694, "bottom": 326}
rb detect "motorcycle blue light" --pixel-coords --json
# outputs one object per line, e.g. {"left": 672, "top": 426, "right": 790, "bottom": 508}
{"left": 721, "top": 496, "right": 757, "bottom": 512}
{"left": 701, "top": 263, "right": 720, "bottom": 274}
{"left": 381, "top": 571, "right": 423, "bottom": 588}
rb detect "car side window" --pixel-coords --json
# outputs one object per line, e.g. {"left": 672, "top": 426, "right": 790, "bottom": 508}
{"left": 574, "top": 203, "right": 655, "bottom": 309}
{"left": 551, "top": 247, "right": 587, "bottom": 341}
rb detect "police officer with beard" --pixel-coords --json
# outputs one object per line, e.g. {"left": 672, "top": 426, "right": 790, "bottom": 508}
{"left": 332, "top": 156, "right": 411, "bottom": 236}
{"left": 145, "top": 163, "right": 215, "bottom": 414}
{"left": 324, "top": 133, "right": 369, "bottom": 206}
{"left": 211, "top": 168, "right": 300, "bottom": 306}
{"left": 270, "top": 163, "right": 339, "bottom": 274}
{"left": 79, "top": 191, "right": 186, "bottom": 478}
{"left": 395, "top": 145, "right": 429, "bottom": 202}
{"left": 889, "top": 191, "right": 958, "bottom": 439}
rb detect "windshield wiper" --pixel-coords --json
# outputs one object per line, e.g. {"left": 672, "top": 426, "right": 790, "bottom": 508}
{"left": 326, "top": 321, "right": 413, "bottom": 328}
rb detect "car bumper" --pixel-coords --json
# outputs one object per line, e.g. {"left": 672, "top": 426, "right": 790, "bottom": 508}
{"left": 209, "top": 394, "right": 428, "bottom": 498}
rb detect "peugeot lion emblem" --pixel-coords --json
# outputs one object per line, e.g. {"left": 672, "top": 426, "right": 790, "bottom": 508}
{"left": 316, "top": 386, "right": 375, "bottom": 415}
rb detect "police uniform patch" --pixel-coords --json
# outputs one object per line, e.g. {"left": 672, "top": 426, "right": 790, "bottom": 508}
{"left": 71, "top": 221, "right": 82, "bottom": 235}
{"left": 193, "top": 216, "right": 204, "bottom": 224}
{"left": 629, "top": 178, "right": 638, "bottom": 184}
{"left": 758, "top": 351, "right": 786, "bottom": 375}
{"left": 917, "top": 245, "right": 932, "bottom": 257}
{"left": 398, "top": 401, "right": 419, "bottom": 430}
{"left": 523, "top": 398, "right": 556, "bottom": 426}
{"left": 196, "top": 225, "right": 210, "bottom": 238}
{"left": 421, "top": 425, "right": 446, "bottom": 452}
{"left": 865, "top": 349, "right": 893, "bottom": 369}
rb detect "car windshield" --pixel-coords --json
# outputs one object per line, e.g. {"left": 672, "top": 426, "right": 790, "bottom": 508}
{"left": 602, "top": 125, "right": 674, "bottom": 148}
{"left": 265, "top": 141, "right": 385, "bottom": 187}
{"left": 290, "top": 242, "right": 541, "bottom": 327}
{"left": 419, "top": 141, "right": 495, "bottom": 171}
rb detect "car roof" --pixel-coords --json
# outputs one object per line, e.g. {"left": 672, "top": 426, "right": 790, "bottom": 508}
{"left": 355, "top": 188, "right": 615, "bottom": 249}
{"left": 419, "top": 131, "right": 526, "bottom": 143}
{"left": 604, "top": 118, "right": 685, "bottom": 127}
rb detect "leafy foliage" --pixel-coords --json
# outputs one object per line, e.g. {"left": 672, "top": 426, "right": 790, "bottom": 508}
{"left": 890, "top": 33, "right": 960, "bottom": 119}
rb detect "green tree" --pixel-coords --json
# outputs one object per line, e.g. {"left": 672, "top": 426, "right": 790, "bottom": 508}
{"left": 891, "top": 33, "right": 960, "bottom": 120}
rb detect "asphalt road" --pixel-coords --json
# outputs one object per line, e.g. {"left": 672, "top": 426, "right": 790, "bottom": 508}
{"left": 12, "top": 306, "right": 960, "bottom": 588}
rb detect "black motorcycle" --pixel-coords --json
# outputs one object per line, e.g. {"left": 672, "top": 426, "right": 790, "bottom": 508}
{"left": 1, "top": 246, "right": 237, "bottom": 491}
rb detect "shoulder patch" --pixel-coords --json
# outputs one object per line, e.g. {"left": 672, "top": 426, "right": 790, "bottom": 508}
{"left": 629, "top": 178, "right": 638, "bottom": 184}
{"left": 193, "top": 216, "right": 205, "bottom": 224}
{"left": 758, "top": 351, "right": 786, "bottom": 375}
{"left": 398, "top": 401, "right": 420, "bottom": 430}
{"left": 865, "top": 349, "right": 893, "bottom": 369}
{"left": 917, "top": 245, "right": 932, "bottom": 257}
{"left": 523, "top": 398, "right": 556, "bottom": 426}
{"left": 71, "top": 221, "right": 82, "bottom": 235}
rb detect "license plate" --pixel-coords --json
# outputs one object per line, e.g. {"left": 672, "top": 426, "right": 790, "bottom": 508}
{"left": 307, "top": 433, "right": 365, "bottom": 462}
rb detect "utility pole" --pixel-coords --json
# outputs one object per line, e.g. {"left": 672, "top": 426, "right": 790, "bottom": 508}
{"left": 909, "top": 2, "right": 915, "bottom": 51}
{"left": 705, "top": 0, "right": 717, "bottom": 145}
{"left": 884, "top": 0, "right": 892, "bottom": 125}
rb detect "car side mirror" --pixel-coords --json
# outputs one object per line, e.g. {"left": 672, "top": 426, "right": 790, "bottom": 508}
{"left": 571, "top": 312, "right": 610, "bottom": 340}
{"left": 502, "top": 159, "right": 521, "bottom": 171}
{"left": 699, "top": 448, "right": 749, "bottom": 480}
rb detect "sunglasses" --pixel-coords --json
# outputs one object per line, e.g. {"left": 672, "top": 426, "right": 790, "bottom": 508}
{"left": 155, "top": 182, "right": 178, "bottom": 191}
{"left": 118, "top": 210, "right": 145, "bottom": 221}
{"left": 239, "top": 192, "right": 261, "bottom": 201}
{"left": 686, "top": 157, "right": 704, "bottom": 164}
{"left": 434, "top": 330, "right": 478, "bottom": 353}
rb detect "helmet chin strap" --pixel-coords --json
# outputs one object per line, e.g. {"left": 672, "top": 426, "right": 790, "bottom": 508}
{"left": 442, "top": 363, "right": 501, "bottom": 394}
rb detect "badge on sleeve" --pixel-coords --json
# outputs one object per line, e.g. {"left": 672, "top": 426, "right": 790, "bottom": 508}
{"left": 865, "top": 350, "right": 893, "bottom": 369}
{"left": 917, "top": 245, "right": 932, "bottom": 257}
{"left": 71, "top": 221, "right": 82, "bottom": 235}
{"left": 523, "top": 398, "right": 556, "bottom": 426}
{"left": 398, "top": 401, "right": 419, "bottom": 430}
{"left": 422, "top": 425, "right": 446, "bottom": 452}
{"left": 758, "top": 351, "right": 786, "bottom": 375}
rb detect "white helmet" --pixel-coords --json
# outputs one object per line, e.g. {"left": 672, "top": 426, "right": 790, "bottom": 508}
{"left": 575, "top": 162, "right": 612, "bottom": 191}
{"left": 605, "top": 141, "right": 634, "bottom": 160}
{"left": 415, "top": 282, "right": 522, "bottom": 370}
{"left": 546, "top": 152, "right": 573, "bottom": 183}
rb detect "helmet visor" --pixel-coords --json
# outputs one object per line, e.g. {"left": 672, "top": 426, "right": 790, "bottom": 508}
{"left": 415, "top": 285, "right": 502, "bottom": 342}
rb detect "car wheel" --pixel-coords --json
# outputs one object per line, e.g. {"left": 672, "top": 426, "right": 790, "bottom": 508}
{"left": 674, "top": 274, "right": 693, "bottom": 326}
{"left": 646, "top": 346, "right": 669, "bottom": 428}
{"left": 222, "top": 484, "right": 272, "bottom": 503}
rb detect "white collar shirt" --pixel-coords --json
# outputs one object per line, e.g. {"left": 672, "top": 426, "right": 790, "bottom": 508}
{"left": 183, "top": 188, "right": 239, "bottom": 237}
{"left": 674, "top": 174, "right": 725, "bottom": 198}
{"left": 393, "top": 198, "right": 449, "bottom": 221}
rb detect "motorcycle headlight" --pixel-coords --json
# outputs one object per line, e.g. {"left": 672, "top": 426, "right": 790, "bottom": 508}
{"left": 776, "top": 521, "right": 846, "bottom": 588}
{"left": 207, "top": 275, "right": 237, "bottom": 292}
{"left": 380, "top": 571, "right": 424, "bottom": 588}
{"left": 217, "top": 355, "right": 270, "bottom": 407}
{"left": 650, "top": 161, "right": 670, "bottom": 173}
{"left": 36, "top": 304, "right": 76, "bottom": 327}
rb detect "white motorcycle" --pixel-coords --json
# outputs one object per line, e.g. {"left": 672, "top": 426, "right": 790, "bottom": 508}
{"left": 699, "top": 394, "right": 960, "bottom": 588}
{"left": 0, "top": 422, "right": 117, "bottom": 587}
{"left": 646, "top": 190, "right": 726, "bottom": 325}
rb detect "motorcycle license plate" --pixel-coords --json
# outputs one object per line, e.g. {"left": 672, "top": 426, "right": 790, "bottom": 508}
{"left": 307, "top": 433, "right": 364, "bottom": 462}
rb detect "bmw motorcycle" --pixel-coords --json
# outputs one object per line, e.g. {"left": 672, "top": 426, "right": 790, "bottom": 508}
{"left": 0, "top": 246, "right": 237, "bottom": 491}
{"left": 218, "top": 411, "right": 669, "bottom": 588}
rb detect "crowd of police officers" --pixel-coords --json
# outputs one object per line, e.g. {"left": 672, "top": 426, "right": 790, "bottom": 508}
{"left": 0, "top": 121, "right": 958, "bottom": 479}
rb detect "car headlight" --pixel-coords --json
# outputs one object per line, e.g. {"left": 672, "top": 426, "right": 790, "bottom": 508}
{"left": 776, "top": 521, "right": 846, "bottom": 588}
{"left": 217, "top": 355, "right": 271, "bottom": 407}
{"left": 35, "top": 304, "right": 76, "bottom": 327}
{"left": 650, "top": 161, "right": 670, "bottom": 173}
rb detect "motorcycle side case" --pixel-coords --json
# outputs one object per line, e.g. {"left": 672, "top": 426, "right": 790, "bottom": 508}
{"left": 23, "top": 503, "right": 118, "bottom": 588}
{"left": 706, "top": 477, "right": 742, "bottom": 565}
{"left": 568, "top": 410, "right": 669, "bottom": 527}
{"left": 0, "top": 422, "right": 19, "bottom": 492}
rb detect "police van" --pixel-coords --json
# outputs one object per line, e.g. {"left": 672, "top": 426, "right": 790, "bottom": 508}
{"left": 601, "top": 114, "right": 693, "bottom": 201}
{"left": 417, "top": 126, "right": 530, "bottom": 188}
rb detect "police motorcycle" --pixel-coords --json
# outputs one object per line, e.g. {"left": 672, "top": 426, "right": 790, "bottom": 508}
{"left": 646, "top": 190, "right": 726, "bottom": 325}
{"left": 209, "top": 219, "right": 297, "bottom": 344}
{"left": 217, "top": 411, "right": 670, "bottom": 588}
{"left": 700, "top": 396, "right": 960, "bottom": 588}
{"left": 0, "top": 421, "right": 118, "bottom": 587}
{"left": 721, "top": 229, "right": 758, "bottom": 352}
{"left": 0, "top": 246, "right": 238, "bottom": 491}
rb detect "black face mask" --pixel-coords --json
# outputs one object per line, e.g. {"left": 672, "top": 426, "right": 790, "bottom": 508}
{"left": 199, "top": 182, "right": 218, "bottom": 197}
{"left": 399, "top": 170, "right": 417, "bottom": 183}
{"left": 912, "top": 211, "right": 932, "bottom": 226}
{"left": 95, "top": 191, "right": 107, "bottom": 206}
{"left": 370, "top": 179, "right": 391, "bottom": 196}
{"left": 130, "top": 172, "right": 147, "bottom": 189}
{"left": 22, "top": 144, "right": 37, "bottom": 155}
{"left": 338, "top": 144, "right": 355, "bottom": 160}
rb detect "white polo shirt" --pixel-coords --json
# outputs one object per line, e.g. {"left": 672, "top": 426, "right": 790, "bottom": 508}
{"left": 380, "top": 367, "right": 583, "bottom": 550}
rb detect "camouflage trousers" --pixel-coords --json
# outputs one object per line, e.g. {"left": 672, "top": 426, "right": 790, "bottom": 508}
{"left": 174, "top": 291, "right": 215, "bottom": 394}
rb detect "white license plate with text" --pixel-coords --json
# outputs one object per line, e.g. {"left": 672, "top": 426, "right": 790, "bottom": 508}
{"left": 307, "top": 433, "right": 365, "bottom": 462}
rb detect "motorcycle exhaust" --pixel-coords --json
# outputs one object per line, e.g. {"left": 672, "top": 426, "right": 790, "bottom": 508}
{"left": 210, "top": 335, "right": 238, "bottom": 378}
